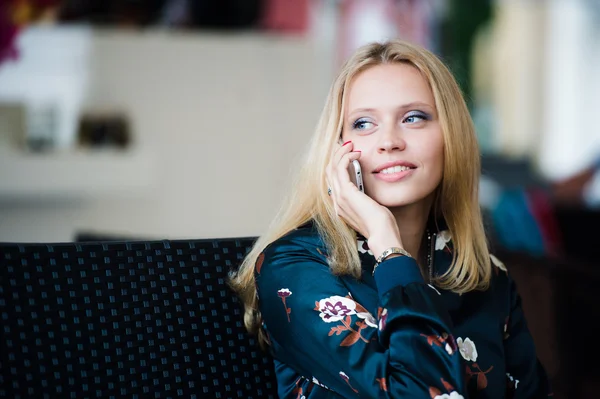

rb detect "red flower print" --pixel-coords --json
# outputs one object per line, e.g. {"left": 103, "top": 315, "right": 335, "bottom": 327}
{"left": 292, "top": 377, "right": 304, "bottom": 399}
{"left": 379, "top": 308, "right": 388, "bottom": 331}
{"left": 441, "top": 378, "right": 454, "bottom": 392}
{"left": 278, "top": 288, "right": 292, "bottom": 322}
{"left": 420, "top": 332, "right": 457, "bottom": 355}
{"left": 466, "top": 363, "right": 494, "bottom": 390}
{"left": 339, "top": 371, "right": 359, "bottom": 393}
{"left": 445, "top": 333, "right": 458, "bottom": 354}
{"left": 376, "top": 377, "right": 388, "bottom": 392}
{"left": 316, "top": 247, "right": 329, "bottom": 259}
{"left": 255, "top": 252, "right": 265, "bottom": 274}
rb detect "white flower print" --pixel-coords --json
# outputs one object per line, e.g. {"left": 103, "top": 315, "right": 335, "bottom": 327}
{"left": 445, "top": 343, "right": 454, "bottom": 355}
{"left": 317, "top": 296, "right": 356, "bottom": 323}
{"left": 506, "top": 373, "right": 520, "bottom": 389}
{"left": 434, "top": 392, "right": 464, "bottom": 399}
{"left": 356, "top": 311, "right": 378, "bottom": 328}
{"left": 312, "top": 376, "right": 329, "bottom": 389}
{"left": 490, "top": 254, "right": 507, "bottom": 272}
{"left": 456, "top": 337, "right": 478, "bottom": 362}
{"left": 428, "top": 284, "right": 442, "bottom": 295}
{"left": 316, "top": 294, "right": 373, "bottom": 347}
{"left": 435, "top": 230, "right": 452, "bottom": 251}
{"left": 356, "top": 238, "right": 373, "bottom": 256}
{"left": 345, "top": 292, "right": 377, "bottom": 328}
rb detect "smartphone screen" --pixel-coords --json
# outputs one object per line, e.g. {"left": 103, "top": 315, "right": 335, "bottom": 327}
{"left": 348, "top": 160, "right": 364, "bottom": 193}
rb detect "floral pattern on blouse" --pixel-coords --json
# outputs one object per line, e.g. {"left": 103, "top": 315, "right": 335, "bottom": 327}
{"left": 378, "top": 307, "right": 388, "bottom": 331}
{"left": 356, "top": 237, "right": 373, "bottom": 256}
{"left": 435, "top": 230, "right": 453, "bottom": 251}
{"left": 421, "top": 332, "right": 458, "bottom": 356}
{"left": 503, "top": 316, "right": 511, "bottom": 340}
{"left": 278, "top": 288, "right": 292, "bottom": 322}
{"left": 490, "top": 254, "right": 507, "bottom": 272}
{"left": 430, "top": 378, "right": 464, "bottom": 399}
{"left": 254, "top": 222, "right": 553, "bottom": 398}
{"left": 339, "top": 371, "right": 359, "bottom": 393}
{"left": 433, "top": 392, "right": 464, "bottom": 399}
{"left": 315, "top": 295, "right": 376, "bottom": 347}
{"left": 376, "top": 377, "right": 388, "bottom": 392}
{"left": 507, "top": 372, "right": 519, "bottom": 389}
{"left": 466, "top": 362, "right": 494, "bottom": 390}
{"left": 457, "top": 337, "right": 478, "bottom": 362}
{"left": 255, "top": 252, "right": 265, "bottom": 274}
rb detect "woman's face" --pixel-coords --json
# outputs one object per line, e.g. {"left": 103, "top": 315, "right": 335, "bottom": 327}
{"left": 340, "top": 63, "right": 444, "bottom": 208}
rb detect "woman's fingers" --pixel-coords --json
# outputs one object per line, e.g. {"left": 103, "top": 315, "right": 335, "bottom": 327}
{"left": 325, "top": 141, "right": 367, "bottom": 233}
{"left": 327, "top": 141, "right": 351, "bottom": 199}
{"left": 331, "top": 140, "right": 354, "bottom": 169}
{"left": 337, "top": 151, "right": 362, "bottom": 192}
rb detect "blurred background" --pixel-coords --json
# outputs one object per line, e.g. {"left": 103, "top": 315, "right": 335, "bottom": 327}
{"left": 0, "top": 0, "right": 599, "bottom": 396}
{"left": 0, "top": 0, "right": 598, "bottom": 247}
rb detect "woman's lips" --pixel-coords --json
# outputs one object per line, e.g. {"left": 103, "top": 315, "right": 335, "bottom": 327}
{"left": 373, "top": 167, "right": 415, "bottom": 182}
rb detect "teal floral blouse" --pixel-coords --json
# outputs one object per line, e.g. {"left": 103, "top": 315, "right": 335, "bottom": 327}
{"left": 254, "top": 222, "right": 552, "bottom": 398}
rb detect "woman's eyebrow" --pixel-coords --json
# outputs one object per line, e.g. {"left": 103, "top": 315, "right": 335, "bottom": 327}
{"left": 347, "top": 101, "right": 435, "bottom": 119}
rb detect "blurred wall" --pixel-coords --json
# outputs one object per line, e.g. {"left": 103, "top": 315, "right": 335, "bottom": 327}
{"left": 0, "top": 28, "right": 335, "bottom": 242}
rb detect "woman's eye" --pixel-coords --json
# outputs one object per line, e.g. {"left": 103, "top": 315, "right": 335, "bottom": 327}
{"left": 352, "top": 118, "right": 374, "bottom": 130}
{"left": 403, "top": 111, "right": 430, "bottom": 124}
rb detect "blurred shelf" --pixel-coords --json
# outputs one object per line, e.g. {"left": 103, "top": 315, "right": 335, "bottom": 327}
{"left": 0, "top": 148, "right": 156, "bottom": 202}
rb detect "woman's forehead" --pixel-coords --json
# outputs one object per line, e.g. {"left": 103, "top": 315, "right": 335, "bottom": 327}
{"left": 344, "top": 64, "right": 435, "bottom": 114}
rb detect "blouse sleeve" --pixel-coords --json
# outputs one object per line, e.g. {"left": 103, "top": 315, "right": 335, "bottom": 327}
{"left": 502, "top": 272, "right": 553, "bottom": 397}
{"left": 255, "top": 237, "right": 467, "bottom": 398}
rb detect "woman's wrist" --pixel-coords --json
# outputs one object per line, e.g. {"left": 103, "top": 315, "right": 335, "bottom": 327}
{"left": 367, "top": 237, "right": 404, "bottom": 260}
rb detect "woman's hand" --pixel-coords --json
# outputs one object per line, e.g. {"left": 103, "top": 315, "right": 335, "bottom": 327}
{"left": 326, "top": 141, "right": 403, "bottom": 258}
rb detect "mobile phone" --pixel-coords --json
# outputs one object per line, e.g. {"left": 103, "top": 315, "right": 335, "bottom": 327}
{"left": 348, "top": 159, "right": 364, "bottom": 193}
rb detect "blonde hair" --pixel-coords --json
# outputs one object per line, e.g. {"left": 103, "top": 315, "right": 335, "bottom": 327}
{"left": 229, "top": 39, "right": 492, "bottom": 345}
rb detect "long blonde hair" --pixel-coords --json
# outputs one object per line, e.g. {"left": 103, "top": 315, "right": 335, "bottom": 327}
{"left": 229, "top": 39, "right": 492, "bottom": 345}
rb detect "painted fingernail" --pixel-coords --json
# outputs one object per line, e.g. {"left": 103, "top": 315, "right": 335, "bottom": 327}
{"left": 353, "top": 150, "right": 361, "bottom": 154}
{"left": 342, "top": 140, "right": 352, "bottom": 146}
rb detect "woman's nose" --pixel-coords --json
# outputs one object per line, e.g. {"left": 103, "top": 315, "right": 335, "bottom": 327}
{"left": 378, "top": 125, "right": 406, "bottom": 153}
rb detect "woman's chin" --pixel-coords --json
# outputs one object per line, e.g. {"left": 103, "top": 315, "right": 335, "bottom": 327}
{"left": 370, "top": 194, "right": 417, "bottom": 208}
{"left": 369, "top": 190, "right": 432, "bottom": 209}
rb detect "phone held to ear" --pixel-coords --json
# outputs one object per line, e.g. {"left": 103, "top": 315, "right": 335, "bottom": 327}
{"left": 338, "top": 138, "right": 364, "bottom": 193}
{"left": 348, "top": 159, "right": 364, "bottom": 193}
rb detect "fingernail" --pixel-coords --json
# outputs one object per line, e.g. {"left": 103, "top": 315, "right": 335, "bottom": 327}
{"left": 353, "top": 150, "right": 361, "bottom": 154}
{"left": 342, "top": 140, "right": 352, "bottom": 146}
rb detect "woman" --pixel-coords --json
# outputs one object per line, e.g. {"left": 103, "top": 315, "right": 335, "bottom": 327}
{"left": 230, "top": 40, "right": 551, "bottom": 398}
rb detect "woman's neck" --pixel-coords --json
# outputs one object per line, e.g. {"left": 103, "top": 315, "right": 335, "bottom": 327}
{"left": 389, "top": 196, "right": 434, "bottom": 267}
